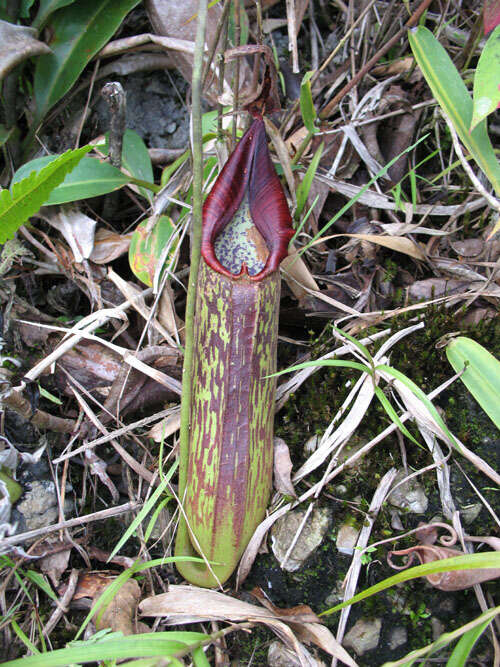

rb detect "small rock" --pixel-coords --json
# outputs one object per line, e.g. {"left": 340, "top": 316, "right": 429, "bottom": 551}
{"left": 166, "top": 122, "right": 177, "bottom": 134}
{"left": 268, "top": 641, "right": 325, "bottom": 667}
{"left": 271, "top": 507, "right": 331, "bottom": 572}
{"left": 460, "top": 503, "right": 482, "bottom": 524}
{"left": 388, "top": 626, "right": 407, "bottom": 650}
{"left": 324, "top": 581, "right": 344, "bottom": 607}
{"left": 389, "top": 470, "right": 428, "bottom": 514}
{"left": 336, "top": 522, "right": 359, "bottom": 555}
{"left": 268, "top": 641, "right": 301, "bottom": 667}
{"left": 15, "top": 480, "right": 71, "bottom": 533}
{"left": 304, "top": 435, "right": 320, "bottom": 455}
{"left": 431, "top": 618, "right": 445, "bottom": 641}
{"left": 344, "top": 617, "right": 382, "bottom": 655}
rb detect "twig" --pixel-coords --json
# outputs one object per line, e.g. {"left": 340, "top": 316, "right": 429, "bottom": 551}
{"left": 1, "top": 502, "right": 141, "bottom": 547}
{"left": 2, "top": 388, "right": 75, "bottom": 434}
{"left": 42, "top": 569, "right": 79, "bottom": 637}
{"left": 101, "top": 82, "right": 127, "bottom": 169}
{"left": 286, "top": 0, "right": 299, "bottom": 73}
{"left": 319, "top": 0, "right": 434, "bottom": 119}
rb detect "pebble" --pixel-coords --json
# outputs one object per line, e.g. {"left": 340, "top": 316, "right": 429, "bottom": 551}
{"left": 389, "top": 470, "right": 428, "bottom": 514}
{"left": 388, "top": 626, "right": 407, "bottom": 650}
{"left": 344, "top": 617, "right": 382, "bottom": 655}
{"left": 460, "top": 503, "right": 482, "bottom": 524}
{"left": 268, "top": 641, "right": 325, "bottom": 667}
{"left": 15, "top": 480, "right": 72, "bottom": 534}
{"left": 336, "top": 522, "right": 360, "bottom": 555}
{"left": 271, "top": 507, "right": 332, "bottom": 572}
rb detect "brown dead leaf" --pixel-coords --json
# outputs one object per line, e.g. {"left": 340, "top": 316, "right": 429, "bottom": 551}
{"left": 273, "top": 437, "right": 296, "bottom": 497}
{"left": 250, "top": 588, "right": 319, "bottom": 623}
{"left": 89, "top": 229, "right": 133, "bottom": 264}
{"left": 71, "top": 572, "right": 120, "bottom": 600}
{"left": 39, "top": 547, "right": 72, "bottom": 587}
{"left": 139, "top": 585, "right": 357, "bottom": 667}
{"left": 95, "top": 579, "right": 147, "bottom": 635}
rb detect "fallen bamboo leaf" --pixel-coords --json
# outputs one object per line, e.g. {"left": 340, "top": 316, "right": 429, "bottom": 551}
{"left": 139, "top": 585, "right": 358, "bottom": 667}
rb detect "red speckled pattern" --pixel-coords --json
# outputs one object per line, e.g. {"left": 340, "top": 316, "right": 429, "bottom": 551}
{"left": 201, "top": 118, "right": 294, "bottom": 281}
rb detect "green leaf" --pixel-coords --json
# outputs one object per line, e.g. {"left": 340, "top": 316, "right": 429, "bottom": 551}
{"left": 381, "top": 606, "right": 499, "bottom": 667}
{"left": 33, "top": 0, "right": 141, "bottom": 125}
{"left": 375, "top": 364, "right": 460, "bottom": 452}
{"left": 408, "top": 25, "right": 500, "bottom": 195}
{"left": 471, "top": 25, "right": 500, "bottom": 131}
{"left": 321, "top": 552, "right": 500, "bottom": 615}
{"left": 300, "top": 71, "right": 317, "bottom": 134}
{"left": 12, "top": 156, "right": 129, "bottom": 204}
{"left": 129, "top": 216, "right": 178, "bottom": 287}
{"left": 0, "top": 145, "right": 90, "bottom": 243}
{"left": 269, "top": 359, "right": 372, "bottom": 379}
{"left": 446, "top": 336, "right": 500, "bottom": 429}
{"left": 1, "top": 632, "right": 211, "bottom": 667}
{"left": 374, "top": 386, "right": 420, "bottom": 447}
{"left": 295, "top": 142, "right": 323, "bottom": 220}
{"left": 0, "top": 124, "right": 14, "bottom": 147}
{"left": 99, "top": 129, "right": 154, "bottom": 200}
{"left": 446, "top": 618, "right": 492, "bottom": 667}
{"left": 25, "top": 570, "right": 57, "bottom": 601}
{"left": 32, "top": 0, "right": 77, "bottom": 29}
{"left": 19, "top": 0, "right": 35, "bottom": 17}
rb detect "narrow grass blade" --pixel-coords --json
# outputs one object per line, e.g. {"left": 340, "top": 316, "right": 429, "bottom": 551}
{"left": 321, "top": 553, "right": 500, "bottom": 615}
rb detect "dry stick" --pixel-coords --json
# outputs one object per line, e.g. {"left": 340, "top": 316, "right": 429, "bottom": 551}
{"left": 2, "top": 389, "right": 75, "bottom": 434}
{"left": 285, "top": 0, "right": 299, "bottom": 73}
{"left": 1, "top": 501, "right": 140, "bottom": 547}
{"left": 202, "top": 0, "right": 232, "bottom": 90}
{"left": 292, "top": 0, "right": 433, "bottom": 165}
{"left": 332, "top": 469, "right": 398, "bottom": 667}
{"left": 320, "top": 0, "right": 433, "bottom": 119}
{"left": 101, "top": 82, "right": 126, "bottom": 169}
{"left": 280, "top": 0, "right": 377, "bottom": 135}
{"left": 175, "top": 0, "right": 210, "bottom": 580}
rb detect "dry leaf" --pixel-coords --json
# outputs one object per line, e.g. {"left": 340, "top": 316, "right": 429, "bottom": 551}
{"left": 0, "top": 20, "right": 51, "bottom": 80}
{"left": 39, "top": 547, "right": 72, "bottom": 587}
{"left": 89, "top": 229, "right": 133, "bottom": 264}
{"left": 44, "top": 206, "right": 97, "bottom": 263}
{"left": 273, "top": 437, "right": 297, "bottom": 497}
{"left": 139, "top": 585, "right": 357, "bottom": 667}
{"left": 96, "top": 579, "right": 149, "bottom": 635}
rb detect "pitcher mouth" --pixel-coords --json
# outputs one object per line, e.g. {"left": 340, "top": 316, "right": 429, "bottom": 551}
{"left": 201, "top": 118, "right": 294, "bottom": 282}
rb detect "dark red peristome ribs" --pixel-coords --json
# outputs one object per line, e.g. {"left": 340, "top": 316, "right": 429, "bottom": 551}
{"left": 201, "top": 118, "right": 294, "bottom": 281}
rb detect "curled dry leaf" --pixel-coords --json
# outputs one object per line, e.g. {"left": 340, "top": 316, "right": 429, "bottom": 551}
{"left": 273, "top": 437, "right": 296, "bottom": 497}
{"left": 139, "top": 585, "right": 357, "bottom": 667}
{"left": 0, "top": 20, "right": 51, "bottom": 80}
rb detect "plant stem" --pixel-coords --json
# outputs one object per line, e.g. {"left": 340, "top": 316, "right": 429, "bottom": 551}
{"left": 176, "top": 0, "right": 208, "bottom": 551}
